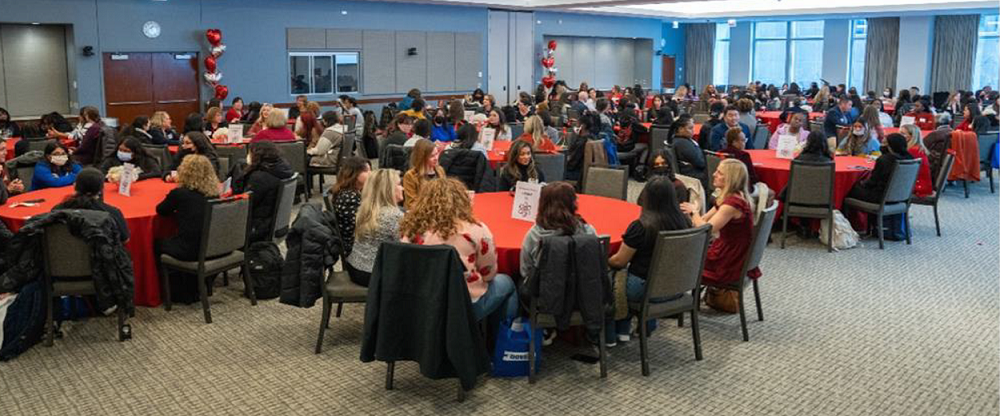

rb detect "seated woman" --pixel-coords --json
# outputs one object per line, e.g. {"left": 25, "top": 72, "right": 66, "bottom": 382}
{"left": 123, "top": 116, "right": 154, "bottom": 144}
{"left": 429, "top": 109, "right": 457, "bottom": 142}
{"left": 248, "top": 104, "right": 273, "bottom": 136}
{"left": 517, "top": 115, "right": 558, "bottom": 153}
{"left": 837, "top": 121, "right": 880, "bottom": 156}
{"left": 251, "top": 108, "right": 295, "bottom": 143}
{"left": 400, "top": 178, "right": 517, "bottom": 322}
{"left": 402, "top": 139, "right": 445, "bottom": 210}
{"left": 225, "top": 97, "right": 245, "bottom": 124}
{"left": 165, "top": 132, "right": 220, "bottom": 181}
{"left": 564, "top": 113, "right": 598, "bottom": 182}
{"left": 719, "top": 127, "right": 759, "bottom": 185}
{"left": 681, "top": 159, "right": 756, "bottom": 302}
{"left": 99, "top": 137, "right": 162, "bottom": 181}
{"left": 498, "top": 140, "right": 545, "bottom": 192}
{"left": 32, "top": 142, "right": 81, "bottom": 191}
{"left": 847, "top": 133, "right": 915, "bottom": 204}
{"left": 330, "top": 157, "right": 371, "bottom": 257}
{"left": 768, "top": 112, "right": 810, "bottom": 150}
{"left": 307, "top": 111, "right": 344, "bottom": 169}
{"left": 903, "top": 100, "right": 936, "bottom": 131}
{"left": 295, "top": 110, "right": 323, "bottom": 148}
{"left": 403, "top": 119, "right": 432, "bottom": 147}
{"left": 955, "top": 103, "right": 991, "bottom": 133}
{"left": 606, "top": 177, "right": 692, "bottom": 345}
{"left": 796, "top": 130, "right": 834, "bottom": 162}
{"left": 899, "top": 125, "right": 933, "bottom": 198}
{"left": 383, "top": 114, "right": 414, "bottom": 149}
{"left": 233, "top": 141, "right": 295, "bottom": 243}
{"left": 0, "top": 142, "right": 25, "bottom": 204}
{"left": 345, "top": 169, "right": 404, "bottom": 287}
{"left": 149, "top": 111, "right": 179, "bottom": 145}
{"left": 669, "top": 114, "right": 706, "bottom": 181}
{"left": 647, "top": 149, "right": 690, "bottom": 203}
{"left": 449, "top": 123, "right": 487, "bottom": 155}
{"left": 55, "top": 107, "right": 103, "bottom": 165}
{"left": 155, "top": 155, "right": 221, "bottom": 304}
{"left": 53, "top": 167, "right": 129, "bottom": 243}
{"left": 478, "top": 109, "right": 511, "bottom": 143}
{"left": 0, "top": 107, "right": 21, "bottom": 138}
{"left": 204, "top": 107, "right": 228, "bottom": 138}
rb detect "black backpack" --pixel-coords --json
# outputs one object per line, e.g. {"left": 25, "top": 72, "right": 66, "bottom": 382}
{"left": 247, "top": 241, "right": 283, "bottom": 299}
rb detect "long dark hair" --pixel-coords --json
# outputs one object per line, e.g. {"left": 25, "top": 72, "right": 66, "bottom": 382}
{"left": 119, "top": 137, "right": 153, "bottom": 166}
{"left": 245, "top": 140, "right": 286, "bottom": 176}
{"left": 536, "top": 181, "right": 586, "bottom": 235}
{"left": 183, "top": 112, "right": 204, "bottom": 134}
{"left": 0, "top": 107, "right": 12, "bottom": 129}
{"left": 800, "top": 130, "right": 831, "bottom": 159}
{"left": 648, "top": 148, "right": 678, "bottom": 181}
{"left": 636, "top": 177, "right": 691, "bottom": 246}
{"left": 59, "top": 167, "right": 104, "bottom": 208}
{"left": 183, "top": 131, "right": 217, "bottom": 158}
{"left": 333, "top": 156, "right": 370, "bottom": 194}
{"left": 121, "top": 115, "right": 149, "bottom": 138}
{"left": 503, "top": 140, "right": 539, "bottom": 182}
{"left": 455, "top": 123, "right": 478, "bottom": 150}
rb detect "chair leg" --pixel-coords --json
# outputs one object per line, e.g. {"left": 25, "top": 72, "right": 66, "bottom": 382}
{"left": 242, "top": 263, "right": 257, "bottom": 306}
{"left": 598, "top": 316, "right": 607, "bottom": 379}
{"left": 738, "top": 290, "right": 749, "bottom": 342}
{"left": 160, "top": 266, "right": 172, "bottom": 311}
{"left": 827, "top": 214, "right": 834, "bottom": 253}
{"left": 639, "top": 312, "right": 650, "bottom": 376}
{"left": 336, "top": 302, "right": 344, "bottom": 318}
{"left": 933, "top": 204, "right": 941, "bottom": 237}
{"left": 456, "top": 382, "right": 466, "bottom": 402}
{"left": 781, "top": 211, "right": 788, "bottom": 249}
{"left": 198, "top": 273, "right": 212, "bottom": 324}
{"left": 223, "top": 271, "right": 229, "bottom": 287}
{"left": 904, "top": 211, "right": 912, "bottom": 245}
{"left": 691, "top": 308, "right": 703, "bottom": 361}
{"left": 385, "top": 361, "right": 395, "bottom": 390}
{"left": 963, "top": 180, "right": 969, "bottom": 198}
{"left": 45, "top": 287, "right": 55, "bottom": 347}
{"left": 752, "top": 279, "right": 764, "bottom": 321}
{"left": 528, "top": 314, "right": 537, "bottom": 384}
{"left": 677, "top": 313, "right": 684, "bottom": 327}
{"left": 876, "top": 214, "right": 885, "bottom": 249}
{"left": 315, "top": 299, "right": 331, "bottom": 354}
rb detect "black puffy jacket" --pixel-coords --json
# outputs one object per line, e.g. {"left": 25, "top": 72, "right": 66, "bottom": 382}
{"left": 279, "top": 203, "right": 342, "bottom": 308}
{"left": 439, "top": 148, "right": 486, "bottom": 191}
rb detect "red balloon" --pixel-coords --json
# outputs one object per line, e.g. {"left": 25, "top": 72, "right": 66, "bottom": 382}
{"left": 540, "top": 57, "right": 555, "bottom": 68}
{"left": 547, "top": 40, "right": 557, "bottom": 51}
{"left": 206, "top": 28, "right": 222, "bottom": 46}
{"left": 204, "top": 56, "right": 217, "bottom": 73}
{"left": 541, "top": 76, "right": 555, "bottom": 89}
{"left": 214, "top": 84, "right": 229, "bottom": 100}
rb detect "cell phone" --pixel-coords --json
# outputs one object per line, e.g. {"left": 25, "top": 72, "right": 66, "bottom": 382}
{"left": 22, "top": 199, "right": 45, "bottom": 204}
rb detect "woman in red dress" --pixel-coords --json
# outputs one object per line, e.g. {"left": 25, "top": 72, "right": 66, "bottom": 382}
{"left": 899, "top": 124, "right": 933, "bottom": 197}
{"left": 680, "top": 158, "right": 756, "bottom": 286}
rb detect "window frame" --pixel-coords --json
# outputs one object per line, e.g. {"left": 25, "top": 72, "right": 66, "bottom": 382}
{"left": 287, "top": 51, "right": 362, "bottom": 96}
{"left": 972, "top": 14, "right": 999, "bottom": 91}
{"left": 751, "top": 20, "right": 825, "bottom": 86}
{"left": 847, "top": 19, "right": 867, "bottom": 91}
{"left": 713, "top": 23, "right": 731, "bottom": 87}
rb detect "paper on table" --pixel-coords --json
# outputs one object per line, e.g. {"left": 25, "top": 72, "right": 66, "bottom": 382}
{"left": 900, "top": 116, "right": 915, "bottom": 127}
{"left": 511, "top": 181, "right": 543, "bottom": 222}
{"left": 464, "top": 111, "right": 475, "bottom": 123}
{"left": 220, "top": 177, "right": 232, "bottom": 196}
{"left": 119, "top": 163, "right": 135, "bottom": 196}
{"left": 775, "top": 135, "right": 798, "bottom": 159}
{"left": 227, "top": 124, "right": 243, "bottom": 143}
{"left": 480, "top": 127, "right": 496, "bottom": 151}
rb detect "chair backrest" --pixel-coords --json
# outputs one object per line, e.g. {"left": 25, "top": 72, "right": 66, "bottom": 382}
{"left": 703, "top": 150, "right": 723, "bottom": 192}
{"left": 740, "top": 201, "right": 778, "bottom": 279}
{"left": 381, "top": 144, "right": 410, "bottom": 172}
{"left": 567, "top": 108, "right": 580, "bottom": 121}
{"left": 692, "top": 113, "right": 710, "bottom": 125}
{"left": 202, "top": 195, "right": 251, "bottom": 259}
{"left": 662, "top": 144, "right": 680, "bottom": 177}
{"left": 752, "top": 124, "right": 770, "bottom": 150}
{"left": 650, "top": 125, "right": 670, "bottom": 153}
{"left": 932, "top": 152, "right": 956, "bottom": 195}
{"left": 275, "top": 140, "right": 307, "bottom": 175}
{"left": 952, "top": 116, "right": 965, "bottom": 129}
{"left": 786, "top": 160, "right": 835, "bottom": 207}
{"left": 508, "top": 122, "right": 525, "bottom": 139}
{"left": 582, "top": 165, "right": 628, "bottom": 200}
{"left": 644, "top": 225, "right": 712, "bottom": 301}
{"left": 217, "top": 157, "right": 230, "bottom": 179}
{"left": 27, "top": 138, "right": 56, "bottom": 153}
{"left": 215, "top": 145, "right": 248, "bottom": 171}
{"left": 581, "top": 140, "right": 607, "bottom": 186}
{"left": 535, "top": 152, "right": 566, "bottom": 182}
{"left": 883, "top": 158, "right": 922, "bottom": 205}
{"left": 16, "top": 166, "right": 34, "bottom": 191}
{"left": 42, "top": 219, "right": 100, "bottom": 278}
{"left": 272, "top": 174, "right": 299, "bottom": 239}
{"left": 977, "top": 133, "right": 998, "bottom": 164}
{"left": 809, "top": 120, "right": 824, "bottom": 134}
{"left": 142, "top": 144, "right": 170, "bottom": 170}
{"left": 340, "top": 131, "right": 356, "bottom": 162}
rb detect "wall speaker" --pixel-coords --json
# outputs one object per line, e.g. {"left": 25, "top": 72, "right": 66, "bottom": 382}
{"left": 82, "top": 46, "right": 94, "bottom": 57}
{"left": 407, "top": 47, "right": 417, "bottom": 56}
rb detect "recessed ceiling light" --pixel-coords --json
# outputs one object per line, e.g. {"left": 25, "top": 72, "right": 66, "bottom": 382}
{"left": 31, "top": 22, "right": 40, "bottom": 25}
{"left": 341, "top": 10, "right": 348, "bottom": 15}
{"left": 672, "top": 21, "right": 679, "bottom": 29}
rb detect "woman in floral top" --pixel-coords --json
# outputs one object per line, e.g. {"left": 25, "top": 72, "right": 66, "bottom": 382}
{"left": 330, "top": 157, "right": 371, "bottom": 256}
{"left": 400, "top": 178, "right": 518, "bottom": 321}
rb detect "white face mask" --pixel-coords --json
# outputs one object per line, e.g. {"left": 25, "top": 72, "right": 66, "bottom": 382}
{"left": 246, "top": 154, "right": 252, "bottom": 165}
{"left": 853, "top": 128, "right": 864, "bottom": 136}
{"left": 51, "top": 155, "right": 69, "bottom": 166}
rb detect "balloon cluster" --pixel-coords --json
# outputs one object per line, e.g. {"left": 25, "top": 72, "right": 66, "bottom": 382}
{"left": 540, "top": 40, "right": 558, "bottom": 89}
{"left": 204, "top": 29, "right": 228, "bottom": 100}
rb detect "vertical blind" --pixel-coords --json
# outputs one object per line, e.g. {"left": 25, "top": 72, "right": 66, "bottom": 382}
{"left": 863, "top": 17, "right": 899, "bottom": 94}
{"left": 930, "top": 15, "right": 980, "bottom": 93}
{"left": 685, "top": 23, "right": 716, "bottom": 90}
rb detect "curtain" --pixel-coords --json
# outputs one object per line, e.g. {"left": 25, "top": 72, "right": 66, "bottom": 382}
{"left": 930, "top": 15, "right": 980, "bottom": 93}
{"left": 685, "top": 23, "right": 715, "bottom": 90}
{"left": 863, "top": 17, "right": 899, "bottom": 94}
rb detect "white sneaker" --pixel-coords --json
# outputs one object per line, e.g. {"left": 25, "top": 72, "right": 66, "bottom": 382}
{"left": 542, "top": 329, "right": 557, "bottom": 346}
{"left": 617, "top": 334, "right": 631, "bottom": 343}
{"left": 102, "top": 305, "right": 118, "bottom": 316}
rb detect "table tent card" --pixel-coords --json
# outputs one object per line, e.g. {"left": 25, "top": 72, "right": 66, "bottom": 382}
{"left": 480, "top": 127, "right": 497, "bottom": 151}
{"left": 119, "top": 163, "right": 136, "bottom": 196}
{"left": 227, "top": 124, "right": 243, "bottom": 143}
{"left": 899, "top": 116, "right": 915, "bottom": 127}
{"left": 775, "top": 135, "right": 798, "bottom": 159}
{"left": 511, "top": 181, "right": 543, "bottom": 222}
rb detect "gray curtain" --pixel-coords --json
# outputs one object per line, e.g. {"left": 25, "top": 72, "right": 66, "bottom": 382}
{"left": 685, "top": 23, "right": 715, "bottom": 89}
{"left": 863, "top": 17, "right": 899, "bottom": 94}
{"left": 930, "top": 15, "right": 980, "bottom": 93}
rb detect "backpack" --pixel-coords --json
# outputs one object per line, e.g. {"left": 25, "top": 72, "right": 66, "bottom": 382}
{"left": 820, "top": 210, "right": 860, "bottom": 251}
{"left": 247, "top": 241, "right": 283, "bottom": 299}
{"left": 1, "top": 282, "right": 46, "bottom": 361}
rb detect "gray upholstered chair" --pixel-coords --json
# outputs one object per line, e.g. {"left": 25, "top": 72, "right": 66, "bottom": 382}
{"left": 663, "top": 144, "right": 680, "bottom": 177}
{"left": 583, "top": 165, "right": 628, "bottom": 200}
{"left": 215, "top": 145, "right": 247, "bottom": 174}
{"left": 16, "top": 166, "right": 34, "bottom": 191}
{"left": 650, "top": 125, "right": 671, "bottom": 155}
{"left": 703, "top": 150, "right": 724, "bottom": 194}
{"left": 912, "top": 153, "right": 956, "bottom": 236}
{"left": 275, "top": 140, "right": 308, "bottom": 198}
{"left": 271, "top": 174, "right": 299, "bottom": 240}
{"left": 808, "top": 120, "right": 824, "bottom": 134}
{"left": 314, "top": 212, "right": 367, "bottom": 354}
{"left": 752, "top": 124, "right": 770, "bottom": 150}
{"left": 343, "top": 115, "right": 357, "bottom": 135}
{"left": 781, "top": 160, "right": 836, "bottom": 252}
{"left": 702, "top": 201, "right": 778, "bottom": 341}
{"left": 217, "top": 157, "right": 229, "bottom": 180}
{"left": 566, "top": 108, "right": 580, "bottom": 122}
{"left": 141, "top": 144, "right": 170, "bottom": 171}
{"left": 308, "top": 131, "right": 355, "bottom": 194}
{"left": 630, "top": 224, "right": 712, "bottom": 376}
{"left": 27, "top": 138, "right": 56, "bottom": 153}
{"left": 577, "top": 140, "right": 607, "bottom": 188}
{"left": 535, "top": 152, "right": 566, "bottom": 182}
{"left": 509, "top": 122, "right": 525, "bottom": 139}
{"left": 977, "top": 132, "right": 997, "bottom": 193}
{"left": 41, "top": 218, "right": 129, "bottom": 346}
{"left": 160, "top": 195, "right": 256, "bottom": 323}
{"left": 692, "top": 113, "right": 710, "bottom": 125}
{"left": 844, "top": 159, "right": 921, "bottom": 249}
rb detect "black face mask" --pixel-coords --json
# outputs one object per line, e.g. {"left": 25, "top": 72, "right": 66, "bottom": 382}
{"left": 434, "top": 116, "right": 446, "bottom": 125}
{"left": 650, "top": 166, "right": 672, "bottom": 177}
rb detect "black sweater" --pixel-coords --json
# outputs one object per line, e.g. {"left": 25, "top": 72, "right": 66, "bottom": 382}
{"left": 498, "top": 163, "right": 546, "bottom": 191}
{"left": 156, "top": 187, "right": 211, "bottom": 260}
{"left": 234, "top": 160, "right": 295, "bottom": 242}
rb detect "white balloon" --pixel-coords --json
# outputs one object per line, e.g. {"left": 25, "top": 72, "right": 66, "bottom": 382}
{"left": 204, "top": 72, "right": 223, "bottom": 84}
{"left": 211, "top": 45, "right": 226, "bottom": 57}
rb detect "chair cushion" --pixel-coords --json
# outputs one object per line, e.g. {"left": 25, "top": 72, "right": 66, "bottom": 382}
{"left": 843, "top": 198, "right": 908, "bottom": 215}
{"left": 786, "top": 205, "right": 832, "bottom": 217}
{"left": 162, "top": 251, "right": 244, "bottom": 274}
{"left": 628, "top": 293, "right": 695, "bottom": 318}
{"left": 52, "top": 280, "right": 96, "bottom": 296}
{"left": 326, "top": 270, "right": 368, "bottom": 301}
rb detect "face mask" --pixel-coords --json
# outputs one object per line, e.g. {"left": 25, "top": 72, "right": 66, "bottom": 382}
{"left": 573, "top": 126, "right": 582, "bottom": 134}
{"left": 118, "top": 151, "right": 132, "bottom": 162}
{"left": 650, "top": 166, "right": 671, "bottom": 177}
{"left": 434, "top": 116, "right": 445, "bottom": 125}
{"left": 51, "top": 155, "right": 69, "bottom": 166}
{"left": 853, "top": 128, "right": 864, "bottom": 136}
{"left": 883, "top": 91, "right": 891, "bottom": 97}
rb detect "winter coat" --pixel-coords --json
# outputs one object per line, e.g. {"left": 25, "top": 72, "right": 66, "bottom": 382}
{"left": 234, "top": 159, "right": 295, "bottom": 243}
{"left": 523, "top": 234, "right": 610, "bottom": 334}
{"left": 439, "top": 148, "right": 486, "bottom": 192}
{"left": 0, "top": 209, "right": 135, "bottom": 314}
{"left": 361, "top": 242, "right": 490, "bottom": 391}
{"left": 279, "top": 203, "right": 342, "bottom": 308}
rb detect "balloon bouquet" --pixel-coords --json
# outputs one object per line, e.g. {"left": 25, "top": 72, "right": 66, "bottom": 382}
{"left": 203, "top": 29, "right": 228, "bottom": 100}
{"left": 540, "top": 40, "right": 558, "bottom": 90}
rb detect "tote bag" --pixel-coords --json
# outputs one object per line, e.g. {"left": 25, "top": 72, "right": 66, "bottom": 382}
{"left": 492, "top": 318, "right": 543, "bottom": 377}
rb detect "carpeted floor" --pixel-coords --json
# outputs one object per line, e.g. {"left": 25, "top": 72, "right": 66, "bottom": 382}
{"left": 2, "top": 179, "right": 998, "bottom": 416}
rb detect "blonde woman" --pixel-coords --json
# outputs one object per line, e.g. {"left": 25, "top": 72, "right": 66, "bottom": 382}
{"left": 249, "top": 103, "right": 274, "bottom": 136}
{"left": 204, "top": 106, "right": 227, "bottom": 137}
{"left": 149, "top": 111, "right": 179, "bottom": 145}
{"left": 859, "top": 104, "right": 886, "bottom": 141}
{"left": 250, "top": 108, "right": 295, "bottom": 142}
{"left": 680, "top": 159, "right": 757, "bottom": 287}
{"left": 345, "top": 169, "right": 405, "bottom": 286}
{"left": 899, "top": 124, "right": 933, "bottom": 197}
{"left": 516, "top": 115, "right": 557, "bottom": 153}
{"left": 401, "top": 138, "right": 445, "bottom": 210}
{"left": 812, "top": 86, "right": 831, "bottom": 112}
{"left": 400, "top": 178, "right": 517, "bottom": 322}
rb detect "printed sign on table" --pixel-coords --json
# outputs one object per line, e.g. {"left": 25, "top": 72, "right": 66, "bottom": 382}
{"left": 119, "top": 163, "right": 135, "bottom": 196}
{"left": 775, "top": 135, "right": 798, "bottom": 159}
{"left": 227, "top": 124, "right": 243, "bottom": 143}
{"left": 480, "top": 127, "right": 497, "bottom": 151}
{"left": 511, "top": 181, "right": 543, "bottom": 222}
{"left": 900, "top": 116, "right": 915, "bottom": 127}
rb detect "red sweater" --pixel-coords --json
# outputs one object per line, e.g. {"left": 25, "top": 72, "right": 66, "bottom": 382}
{"left": 905, "top": 111, "right": 936, "bottom": 131}
{"left": 251, "top": 127, "right": 296, "bottom": 143}
{"left": 225, "top": 109, "right": 242, "bottom": 124}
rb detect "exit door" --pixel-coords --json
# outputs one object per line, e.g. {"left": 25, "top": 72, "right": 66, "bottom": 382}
{"left": 487, "top": 10, "right": 534, "bottom": 106}
{"left": 103, "top": 52, "right": 200, "bottom": 127}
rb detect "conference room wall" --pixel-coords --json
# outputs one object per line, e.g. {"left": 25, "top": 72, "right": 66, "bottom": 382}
{"left": 895, "top": 16, "right": 935, "bottom": 93}
{"left": 661, "top": 23, "right": 686, "bottom": 88}
{"left": 821, "top": 19, "right": 851, "bottom": 87}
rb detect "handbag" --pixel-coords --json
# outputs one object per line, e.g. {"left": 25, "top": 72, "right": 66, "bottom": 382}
{"left": 819, "top": 210, "right": 860, "bottom": 251}
{"left": 491, "top": 318, "right": 542, "bottom": 378}
{"left": 704, "top": 286, "right": 739, "bottom": 314}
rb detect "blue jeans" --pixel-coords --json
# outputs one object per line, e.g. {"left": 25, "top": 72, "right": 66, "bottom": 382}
{"left": 471, "top": 273, "right": 519, "bottom": 322}
{"left": 606, "top": 273, "right": 682, "bottom": 343}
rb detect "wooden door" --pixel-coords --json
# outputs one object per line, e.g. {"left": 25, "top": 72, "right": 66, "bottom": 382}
{"left": 103, "top": 52, "right": 198, "bottom": 128}
{"left": 661, "top": 55, "right": 676, "bottom": 89}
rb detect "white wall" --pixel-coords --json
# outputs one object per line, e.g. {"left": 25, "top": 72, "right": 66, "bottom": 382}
{"left": 895, "top": 16, "right": 935, "bottom": 93}
{"left": 822, "top": 19, "right": 851, "bottom": 86}
{"left": 728, "top": 22, "right": 752, "bottom": 86}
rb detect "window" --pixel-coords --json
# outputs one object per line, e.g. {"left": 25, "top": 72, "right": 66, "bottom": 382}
{"left": 713, "top": 23, "right": 730, "bottom": 87}
{"left": 751, "top": 20, "right": 824, "bottom": 87}
{"left": 973, "top": 15, "right": 999, "bottom": 91}
{"left": 288, "top": 52, "right": 360, "bottom": 95}
{"left": 848, "top": 19, "right": 867, "bottom": 91}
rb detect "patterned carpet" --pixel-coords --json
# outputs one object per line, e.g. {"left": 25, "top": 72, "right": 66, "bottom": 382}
{"left": 2, "top": 178, "right": 998, "bottom": 416}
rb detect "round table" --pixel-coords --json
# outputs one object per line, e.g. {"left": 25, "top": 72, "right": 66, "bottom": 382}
{"left": 748, "top": 149, "right": 874, "bottom": 210}
{"left": 486, "top": 140, "right": 513, "bottom": 169}
{"left": 168, "top": 138, "right": 251, "bottom": 154}
{"left": 0, "top": 179, "right": 178, "bottom": 307}
{"left": 757, "top": 111, "right": 824, "bottom": 133}
{"left": 472, "top": 192, "right": 639, "bottom": 275}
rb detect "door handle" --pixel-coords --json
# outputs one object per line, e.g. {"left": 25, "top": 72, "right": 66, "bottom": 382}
{"left": 108, "top": 101, "right": 152, "bottom": 105}
{"left": 158, "top": 99, "right": 196, "bottom": 104}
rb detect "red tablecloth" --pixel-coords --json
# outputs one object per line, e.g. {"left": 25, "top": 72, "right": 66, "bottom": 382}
{"left": 748, "top": 150, "right": 873, "bottom": 213}
{"left": 487, "top": 140, "right": 513, "bottom": 169}
{"left": 5, "top": 137, "right": 20, "bottom": 160}
{"left": 0, "top": 180, "right": 178, "bottom": 307}
{"left": 757, "top": 111, "right": 825, "bottom": 133}
{"left": 472, "top": 192, "right": 639, "bottom": 275}
{"left": 883, "top": 127, "right": 932, "bottom": 137}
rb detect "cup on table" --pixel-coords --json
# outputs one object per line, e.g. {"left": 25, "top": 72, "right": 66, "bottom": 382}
{"left": 467, "top": 190, "right": 475, "bottom": 205}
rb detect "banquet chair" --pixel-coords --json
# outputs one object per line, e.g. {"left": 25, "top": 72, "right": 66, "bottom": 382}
{"left": 583, "top": 165, "right": 628, "bottom": 200}
{"left": 567, "top": 108, "right": 580, "bottom": 122}
{"left": 524, "top": 235, "right": 611, "bottom": 383}
{"left": 535, "top": 152, "right": 566, "bottom": 182}
{"left": 439, "top": 148, "right": 487, "bottom": 192}
{"left": 781, "top": 160, "right": 836, "bottom": 252}
{"left": 701, "top": 201, "right": 777, "bottom": 342}
{"left": 380, "top": 144, "right": 410, "bottom": 173}
{"left": 15, "top": 166, "right": 34, "bottom": 191}
{"left": 509, "top": 122, "right": 525, "bottom": 139}
{"left": 752, "top": 124, "right": 770, "bottom": 150}
{"left": 308, "top": 132, "right": 355, "bottom": 194}
{"left": 271, "top": 174, "right": 299, "bottom": 240}
{"left": 703, "top": 150, "right": 724, "bottom": 194}
{"left": 142, "top": 144, "right": 170, "bottom": 170}
{"left": 631, "top": 225, "right": 711, "bottom": 375}
{"left": 912, "top": 153, "right": 956, "bottom": 237}
{"left": 579, "top": 140, "right": 608, "bottom": 189}
{"left": 692, "top": 113, "right": 710, "bottom": 125}
{"left": 663, "top": 144, "right": 680, "bottom": 177}
{"left": 217, "top": 158, "right": 229, "bottom": 180}
{"left": 843, "top": 159, "right": 921, "bottom": 249}
{"left": 344, "top": 115, "right": 357, "bottom": 135}
{"left": 977, "top": 132, "right": 998, "bottom": 193}
{"left": 27, "top": 138, "right": 56, "bottom": 153}
{"left": 275, "top": 140, "right": 308, "bottom": 198}
{"left": 215, "top": 145, "right": 247, "bottom": 174}
{"left": 160, "top": 194, "right": 256, "bottom": 323}
{"left": 41, "top": 217, "right": 130, "bottom": 346}
{"left": 809, "top": 120, "right": 824, "bottom": 134}
{"left": 650, "top": 125, "right": 671, "bottom": 154}
{"left": 315, "top": 211, "right": 368, "bottom": 354}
